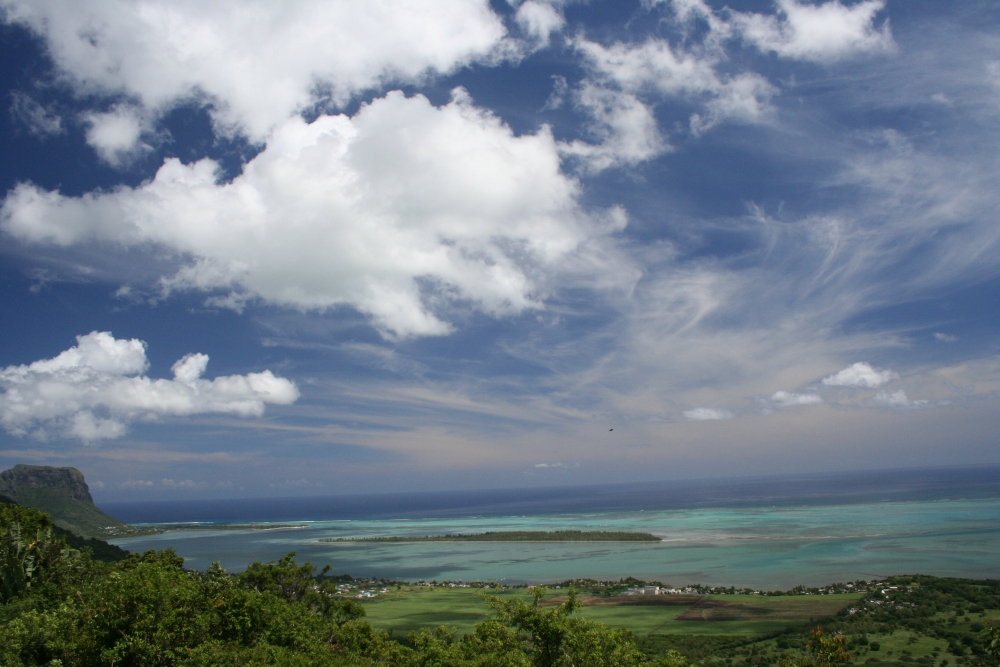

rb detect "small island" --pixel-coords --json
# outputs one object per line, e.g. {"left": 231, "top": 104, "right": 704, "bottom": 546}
{"left": 320, "top": 530, "right": 662, "bottom": 543}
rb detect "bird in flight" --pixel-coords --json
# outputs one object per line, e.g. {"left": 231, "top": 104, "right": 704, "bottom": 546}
{"left": 609, "top": 428, "right": 613, "bottom": 431}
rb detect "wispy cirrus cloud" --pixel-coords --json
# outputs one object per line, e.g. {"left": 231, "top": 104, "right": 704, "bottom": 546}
{"left": 9, "top": 92, "right": 64, "bottom": 137}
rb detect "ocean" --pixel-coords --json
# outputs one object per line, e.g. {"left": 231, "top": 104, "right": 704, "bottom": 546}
{"left": 104, "top": 466, "right": 1000, "bottom": 589}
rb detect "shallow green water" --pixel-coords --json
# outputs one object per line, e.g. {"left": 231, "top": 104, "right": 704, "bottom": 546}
{"left": 112, "top": 497, "right": 1000, "bottom": 588}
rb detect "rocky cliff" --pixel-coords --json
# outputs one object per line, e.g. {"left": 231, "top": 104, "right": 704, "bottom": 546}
{"left": 0, "top": 464, "right": 128, "bottom": 538}
{"left": 0, "top": 464, "right": 95, "bottom": 502}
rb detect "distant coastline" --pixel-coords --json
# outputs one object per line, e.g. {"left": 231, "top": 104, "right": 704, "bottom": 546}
{"left": 320, "top": 530, "right": 662, "bottom": 543}
{"left": 107, "top": 495, "right": 1000, "bottom": 586}
{"left": 100, "top": 465, "right": 1000, "bottom": 525}
{"left": 112, "top": 523, "right": 309, "bottom": 537}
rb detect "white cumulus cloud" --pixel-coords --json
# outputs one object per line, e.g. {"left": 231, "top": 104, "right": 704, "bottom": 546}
{"left": 770, "top": 390, "right": 823, "bottom": 407}
{"left": 161, "top": 478, "right": 196, "bottom": 489}
{"left": 2, "top": 91, "right": 612, "bottom": 338}
{"left": 731, "top": 0, "right": 894, "bottom": 63}
{"left": 1, "top": 0, "right": 507, "bottom": 143}
{"left": 821, "top": 361, "right": 898, "bottom": 388}
{"left": 0, "top": 331, "right": 299, "bottom": 442}
{"left": 683, "top": 407, "right": 734, "bottom": 421}
{"left": 83, "top": 105, "right": 148, "bottom": 167}
{"left": 574, "top": 37, "right": 772, "bottom": 107}
{"left": 515, "top": 1, "right": 565, "bottom": 48}
{"left": 564, "top": 34, "right": 776, "bottom": 169}
{"left": 561, "top": 83, "right": 666, "bottom": 172}
{"left": 873, "top": 389, "right": 909, "bottom": 407}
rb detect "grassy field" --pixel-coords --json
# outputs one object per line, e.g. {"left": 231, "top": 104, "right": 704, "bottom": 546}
{"left": 361, "top": 587, "right": 518, "bottom": 637}
{"left": 663, "top": 594, "right": 861, "bottom": 634}
{"left": 563, "top": 593, "right": 861, "bottom": 637}
{"left": 360, "top": 586, "right": 863, "bottom": 639}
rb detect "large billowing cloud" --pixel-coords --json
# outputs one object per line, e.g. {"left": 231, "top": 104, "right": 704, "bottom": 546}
{"left": 2, "top": 0, "right": 996, "bottom": 486}
{"left": 0, "top": 332, "right": 298, "bottom": 442}
{"left": 0, "top": 0, "right": 506, "bottom": 146}
{"left": 0, "top": 0, "right": 907, "bottom": 340}
{"left": 1, "top": 91, "right": 612, "bottom": 337}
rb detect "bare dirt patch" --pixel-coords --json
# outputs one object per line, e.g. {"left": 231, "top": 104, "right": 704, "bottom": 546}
{"left": 540, "top": 594, "right": 703, "bottom": 608}
{"left": 675, "top": 597, "right": 853, "bottom": 622}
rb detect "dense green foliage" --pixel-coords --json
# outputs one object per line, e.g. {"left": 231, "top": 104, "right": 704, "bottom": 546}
{"left": 323, "top": 531, "right": 662, "bottom": 543}
{"left": 50, "top": 527, "right": 128, "bottom": 563}
{"left": 1, "top": 504, "right": 681, "bottom": 666}
{"left": 1, "top": 503, "right": 79, "bottom": 606}
{"left": 1, "top": 497, "right": 127, "bottom": 563}
{"left": 636, "top": 576, "right": 1000, "bottom": 667}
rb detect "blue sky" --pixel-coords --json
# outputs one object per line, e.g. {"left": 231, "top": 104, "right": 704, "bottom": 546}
{"left": 1, "top": 0, "right": 998, "bottom": 501}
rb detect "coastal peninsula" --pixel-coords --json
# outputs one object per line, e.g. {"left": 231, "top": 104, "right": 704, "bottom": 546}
{"left": 320, "top": 530, "right": 662, "bottom": 543}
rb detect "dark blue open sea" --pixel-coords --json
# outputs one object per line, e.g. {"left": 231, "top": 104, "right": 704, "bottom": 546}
{"left": 103, "top": 466, "right": 1000, "bottom": 589}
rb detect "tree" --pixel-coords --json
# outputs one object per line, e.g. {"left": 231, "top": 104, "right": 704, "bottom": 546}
{"left": 479, "top": 587, "right": 648, "bottom": 667}
{"left": 984, "top": 625, "right": 1000, "bottom": 661}
{"left": 238, "top": 552, "right": 366, "bottom": 623}
{"left": 1, "top": 504, "right": 79, "bottom": 604}
{"left": 810, "top": 627, "right": 851, "bottom": 667}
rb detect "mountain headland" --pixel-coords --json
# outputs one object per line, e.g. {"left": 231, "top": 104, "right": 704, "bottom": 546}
{"left": 0, "top": 464, "right": 127, "bottom": 539}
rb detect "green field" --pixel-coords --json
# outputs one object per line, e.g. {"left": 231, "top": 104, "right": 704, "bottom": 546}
{"left": 361, "top": 587, "right": 518, "bottom": 636}
{"left": 361, "top": 586, "right": 863, "bottom": 639}
{"left": 580, "top": 594, "right": 860, "bottom": 636}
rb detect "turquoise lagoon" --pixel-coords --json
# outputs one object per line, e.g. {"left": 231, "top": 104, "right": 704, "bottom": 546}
{"left": 111, "top": 497, "right": 1000, "bottom": 589}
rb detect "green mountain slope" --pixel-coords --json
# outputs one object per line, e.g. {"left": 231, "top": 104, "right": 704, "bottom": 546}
{"left": 0, "top": 494, "right": 128, "bottom": 562}
{"left": 0, "top": 464, "right": 128, "bottom": 538}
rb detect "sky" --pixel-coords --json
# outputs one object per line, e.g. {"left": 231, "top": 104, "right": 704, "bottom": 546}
{"left": 1, "top": 0, "right": 999, "bottom": 502}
